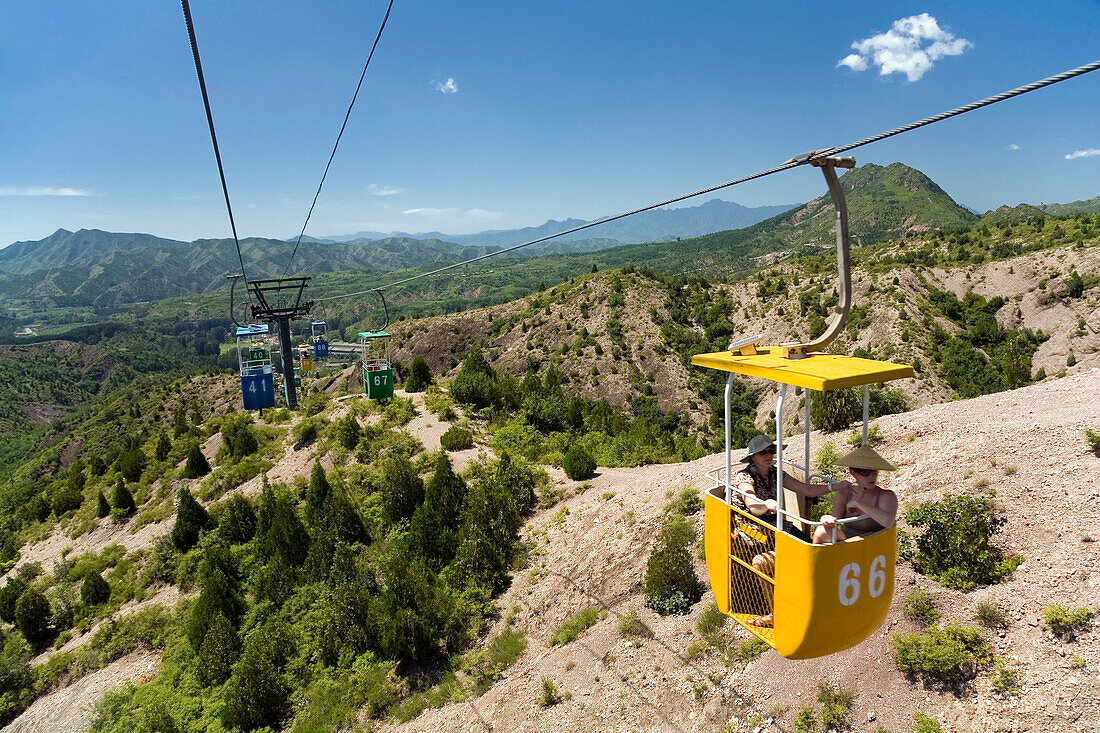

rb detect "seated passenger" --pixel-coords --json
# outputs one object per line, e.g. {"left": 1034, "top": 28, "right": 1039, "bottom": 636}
{"left": 734, "top": 434, "right": 838, "bottom": 627}
{"left": 813, "top": 444, "right": 899, "bottom": 544}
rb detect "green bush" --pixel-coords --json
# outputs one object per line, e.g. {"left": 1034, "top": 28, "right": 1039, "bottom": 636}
{"left": 904, "top": 493, "right": 1021, "bottom": 590}
{"left": 537, "top": 677, "right": 562, "bottom": 708}
{"left": 406, "top": 356, "right": 433, "bottom": 392}
{"left": 643, "top": 517, "right": 702, "bottom": 615}
{"left": 562, "top": 444, "right": 596, "bottom": 480}
{"left": 81, "top": 573, "right": 111, "bottom": 606}
{"left": 336, "top": 413, "right": 360, "bottom": 450}
{"left": 95, "top": 491, "right": 110, "bottom": 518}
{"left": 891, "top": 624, "right": 991, "bottom": 686}
{"left": 903, "top": 588, "right": 939, "bottom": 627}
{"left": 734, "top": 636, "right": 769, "bottom": 661}
{"left": 1086, "top": 428, "right": 1100, "bottom": 452}
{"left": 1043, "top": 605, "right": 1093, "bottom": 640}
{"left": 697, "top": 601, "right": 727, "bottom": 637}
{"left": 292, "top": 418, "right": 321, "bottom": 444}
{"left": 794, "top": 707, "right": 818, "bottom": 733}
{"left": 300, "top": 391, "right": 331, "bottom": 417}
{"left": 666, "top": 487, "right": 703, "bottom": 517}
{"left": 990, "top": 660, "right": 1020, "bottom": 695}
{"left": 440, "top": 426, "right": 474, "bottom": 452}
{"left": 14, "top": 587, "right": 51, "bottom": 644}
{"left": 550, "top": 608, "right": 599, "bottom": 645}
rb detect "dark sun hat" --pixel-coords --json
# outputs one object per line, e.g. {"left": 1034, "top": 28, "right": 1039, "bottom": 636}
{"left": 836, "top": 444, "right": 898, "bottom": 472}
{"left": 740, "top": 434, "right": 787, "bottom": 463}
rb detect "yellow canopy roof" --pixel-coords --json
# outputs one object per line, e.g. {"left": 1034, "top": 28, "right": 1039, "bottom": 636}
{"left": 691, "top": 348, "right": 914, "bottom": 391}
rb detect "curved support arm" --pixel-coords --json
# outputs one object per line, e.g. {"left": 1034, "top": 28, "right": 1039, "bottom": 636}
{"left": 780, "top": 156, "right": 855, "bottom": 358}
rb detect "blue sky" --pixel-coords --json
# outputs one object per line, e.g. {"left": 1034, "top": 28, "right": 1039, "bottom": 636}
{"left": 1, "top": 1, "right": 1098, "bottom": 247}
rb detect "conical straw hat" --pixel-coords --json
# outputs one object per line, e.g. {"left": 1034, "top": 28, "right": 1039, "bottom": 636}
{"left": 835, "top": 444, "right": 898, "bottom": 472}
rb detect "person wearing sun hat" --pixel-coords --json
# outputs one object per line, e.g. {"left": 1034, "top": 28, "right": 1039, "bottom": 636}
{"left": 734, "top": 434, "right": 840, "bottom": 628}
{"left": 813, "top": 444, "right": 899, "bottom": 544}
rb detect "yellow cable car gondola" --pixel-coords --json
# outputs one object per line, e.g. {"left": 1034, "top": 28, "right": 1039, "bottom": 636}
{"left": 691, "top": 156, "right": 914, "bottom": 659}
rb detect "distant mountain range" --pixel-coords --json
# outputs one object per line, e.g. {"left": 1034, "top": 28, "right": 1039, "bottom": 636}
{"left": 0, "top": 167, "right": 1095, "bottom": 310}
{"left": 308, "top": 198, "right": 800, "bottom": 247}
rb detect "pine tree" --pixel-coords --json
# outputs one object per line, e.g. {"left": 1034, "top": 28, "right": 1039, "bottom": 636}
{"left": 381, "top": 455, "right": 424, "bottom": 525}
{"left": 181, "top": 442, "right": 210, "bottom": 479}
{"left": 304, "top": 463, "right": 331, "bottom": 526}
{"left": 424, "top": 453, "right": 468, "bottom": 531}
{"left": 258, "top": 491, "right": 310, "bottom": 567}
{"left": 221, "top": 631, "right": 291, "bottom": 731}
{"left": 81, "top": 572, "right": 111, "bottom": 606}
{"left": 117, "top": 447, "right": 147, "bottom": 483}
{"left": 454, "top": 469, "right": 520, "bottom": 592}
{"left": 155, "top": 432, "right": 172, "bottom": 462}
{"left": 171, "top": 487, "right": 209, "bottom": 551}
{"left": 111, "top": 477, "right": 136, "bottom": 518}
{"left": 405, "top": 356, "right": 433, "bottom": 392}
{"left": 336, "top": 412, "right": 360, "bottom": 450}
{"left": 217, "top": 494, "right": 256, "bottom": 545}
{"left": 0, "top": 578, "right": 28, "bottom": 623}
{"left": 187, "top": 549, "right": 243, "bottom": 651}
{"left": 197, "top": 613, "right": 240, "bottom": 687}
{"left": 96, "top": 491, "right": 110, "bottom": 518}
{"left": 172, "top": 407, "right": 189, "bottom": 438}
{"left": 51, "top": 480, "right": 84, "bottom": 516}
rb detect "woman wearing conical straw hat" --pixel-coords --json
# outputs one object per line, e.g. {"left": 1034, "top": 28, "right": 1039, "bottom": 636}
{"left": 813, "top": 444, "right": 899, "bottom": 545}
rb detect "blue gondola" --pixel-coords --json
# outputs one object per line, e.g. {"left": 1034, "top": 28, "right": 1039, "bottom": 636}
{"left": 236, "top": 324, "right": 276, "bottom": 410}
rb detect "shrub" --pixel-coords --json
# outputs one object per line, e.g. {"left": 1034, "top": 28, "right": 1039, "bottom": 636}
{"left": 181, "top": 443, "right": 211, "bottom": 479}
{"left": 990, "top": 660, "right": 1020, "bottom": 694}
{"left": 95, "top": 491, "right": 110, "bottom": 518}
{"left": 155, "top": 432, "right": 172, "bottom": 462}
{"left": 697, "top": 602, "right": 727, "bottom": 637}
{"left": 406, "top": 356, "right": 433, "bottom": 392}
{"left": 815, "top": 441, "right": 844, "bottom": 481}
{"left": 51, "top": 481, "right": 84, "bottom": 517}
{"left": 0, "top": 578, "right": 28, "bottom": 623}
{"left": 643, "top": 518, "right": 702, "bottom": 615}
{"left": 81, "top": 572, "right": 111, "bottom": 606}
{"left": 217, "top": 494, "right": 257, "bottom": 545}
{"left": 810, "top": 387, "right": 862, "bottom": 432}
{"left": 793, "top": 707, "right": 818, "bottom": 733}
{"left": 221, "top": 415, "right": 259, "bottom": 462}
{"left": 440, "top": 426, "right": 474, "bottom": 452}
{"left": 300, "top": 390, "right": 331, "bottom": 417}
{"left": 913, "top": 712, "right": 945, "bottom": 733}
{"left": 292, "top": 418, "right": 321, "bottom": 444}
{"left": 891, "top": 625, "right": 991, "bottom": 686}
{"left": 816, "top": 679, "right": 855, "bottom": 730}
{"left": 904, "top": 493, "right": 1021, "bottom": 590}
{"left": 117, "top": 448, "right": 146, "bottom": 483}
{"left": 197, "top": 613, "right": 241, "bottom": 687}
{"left": 903, "top": 588, "right": 940, "bottom": 627}
{"left": 381, "top": 455, "right": 424, "bottom": 525}
{"left": 666, "top": 487, "right": 702, "bottom": 517}
{"left": 617, "top": 611, "right": 654, "bottom": 639}
{"left": 14, "top": 587, "right": 51, "bottom": 643}
{"left": 735, "top": 636, "right": 769, "bottom": 661}
{"left": 562, "top": 445, "right": 596, "bottom": 480}
{"left": 550, "top": 608, "right": 599, "bottom": 646}
{"left": 171, "top": 488, "right": 209, "bottom": 552}
{"left": 537, "top": 677, "right": 562, "bottom": 708}
{"left": 975, "top": 601, "right": 1008, "bottom": 629}
{"left": 1086, "top": 428, "right": 1100, "bottom": 452}
{"left": 1043, "top": 605, "right": 1093, "bottom": 640}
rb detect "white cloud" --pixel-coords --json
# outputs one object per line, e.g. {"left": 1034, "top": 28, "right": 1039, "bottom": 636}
{"left": 0, "top": 186, "right": 93, "bottom": 197}
{"left": 1065, "top": 148, "right": 1100, "bottom": 160}
{"left": 434, "top": 77, "right": 458, "bottom": 94}
{"left": 837, "top": 54, "right": 868, "bottom": 72}
{"left": 368, "top": 184, "right": 403, "bottom": 196}
{"left": 838, "top": 13, "right": 971, "bottom": 82}
{"left": 1007, "top": 144, "right": 1020, "bottom": 151}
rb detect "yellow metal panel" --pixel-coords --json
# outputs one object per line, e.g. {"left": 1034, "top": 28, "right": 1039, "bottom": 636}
{"left": 690, "top": 350, "right": 914, "bottom": 391}
{"left": 703, "top": 489, "right": 731, "bottom": 616}
{"left": 772, "top": 528, "right": 896, "bottom": 659}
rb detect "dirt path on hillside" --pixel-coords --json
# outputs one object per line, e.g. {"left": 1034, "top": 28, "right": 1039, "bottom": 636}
{"left": 387, "top": 368, "right": 1100, "bottom": 733}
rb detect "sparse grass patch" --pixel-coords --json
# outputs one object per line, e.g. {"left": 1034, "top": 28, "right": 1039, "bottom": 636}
{"left": 817, "top": 679, "right": 855, "bottom": 730}
{"left": 550, "top": 608, "right": 599, "bottom": 646}
{"left": 536, "top": 677, "right": 564, "bottom": 708}
{"left": 903, "top": 588, "right": 939, "bottom": 627}
{"left": 975, "top": 601, "right": 1008, "bottom": 629}
{"left": 599, "top": 491, "right": 616, "bottom": 501}
{"left": 848, "top": 424, "right": 883, "bottom": 447}
{"left": 793, "top": 707, "right": 819, "bottom": 733}
{"left": 617, "top": 611, "right": 654, "bottom": 639}
{"left": 912, "top": 712, "right": 945, "bottom": 733}
{"left": 1087, "top": 428, "right": 1100, "bottom": 452}
{"left": 697, "top": 602, "right": 727, "bottom": 637}
{"left": 990, "top": 659, "right": 1020, "bottom": 695}
{"left": 665, "top": 487, "right": 702, "bottom": 517}
{"left": 683, "top": 640, "right": 706, "bottom": 662}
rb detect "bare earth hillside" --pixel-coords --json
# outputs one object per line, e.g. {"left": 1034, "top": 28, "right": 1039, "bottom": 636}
{"left": 383, "top": 368, "right": 1100, "bottom": 733}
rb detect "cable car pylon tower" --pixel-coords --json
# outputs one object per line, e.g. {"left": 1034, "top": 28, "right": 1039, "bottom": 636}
{"left": 246, "top": 277, "right": 313, "bottom": 409}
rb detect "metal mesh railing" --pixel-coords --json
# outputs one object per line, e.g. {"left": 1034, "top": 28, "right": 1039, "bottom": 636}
{"left": 728, "top": 504, "right": 777, "bottom": 643}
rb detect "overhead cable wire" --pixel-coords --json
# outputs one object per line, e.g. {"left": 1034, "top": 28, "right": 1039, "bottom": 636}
{"left": 284, "top": 0, "right": 397, "bottom": 277}
{"left": 180, "top": 0, "right": 250, "bottom": 295}
{"left": 313, "top": 57, "right": 1100, "bottom": 303}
